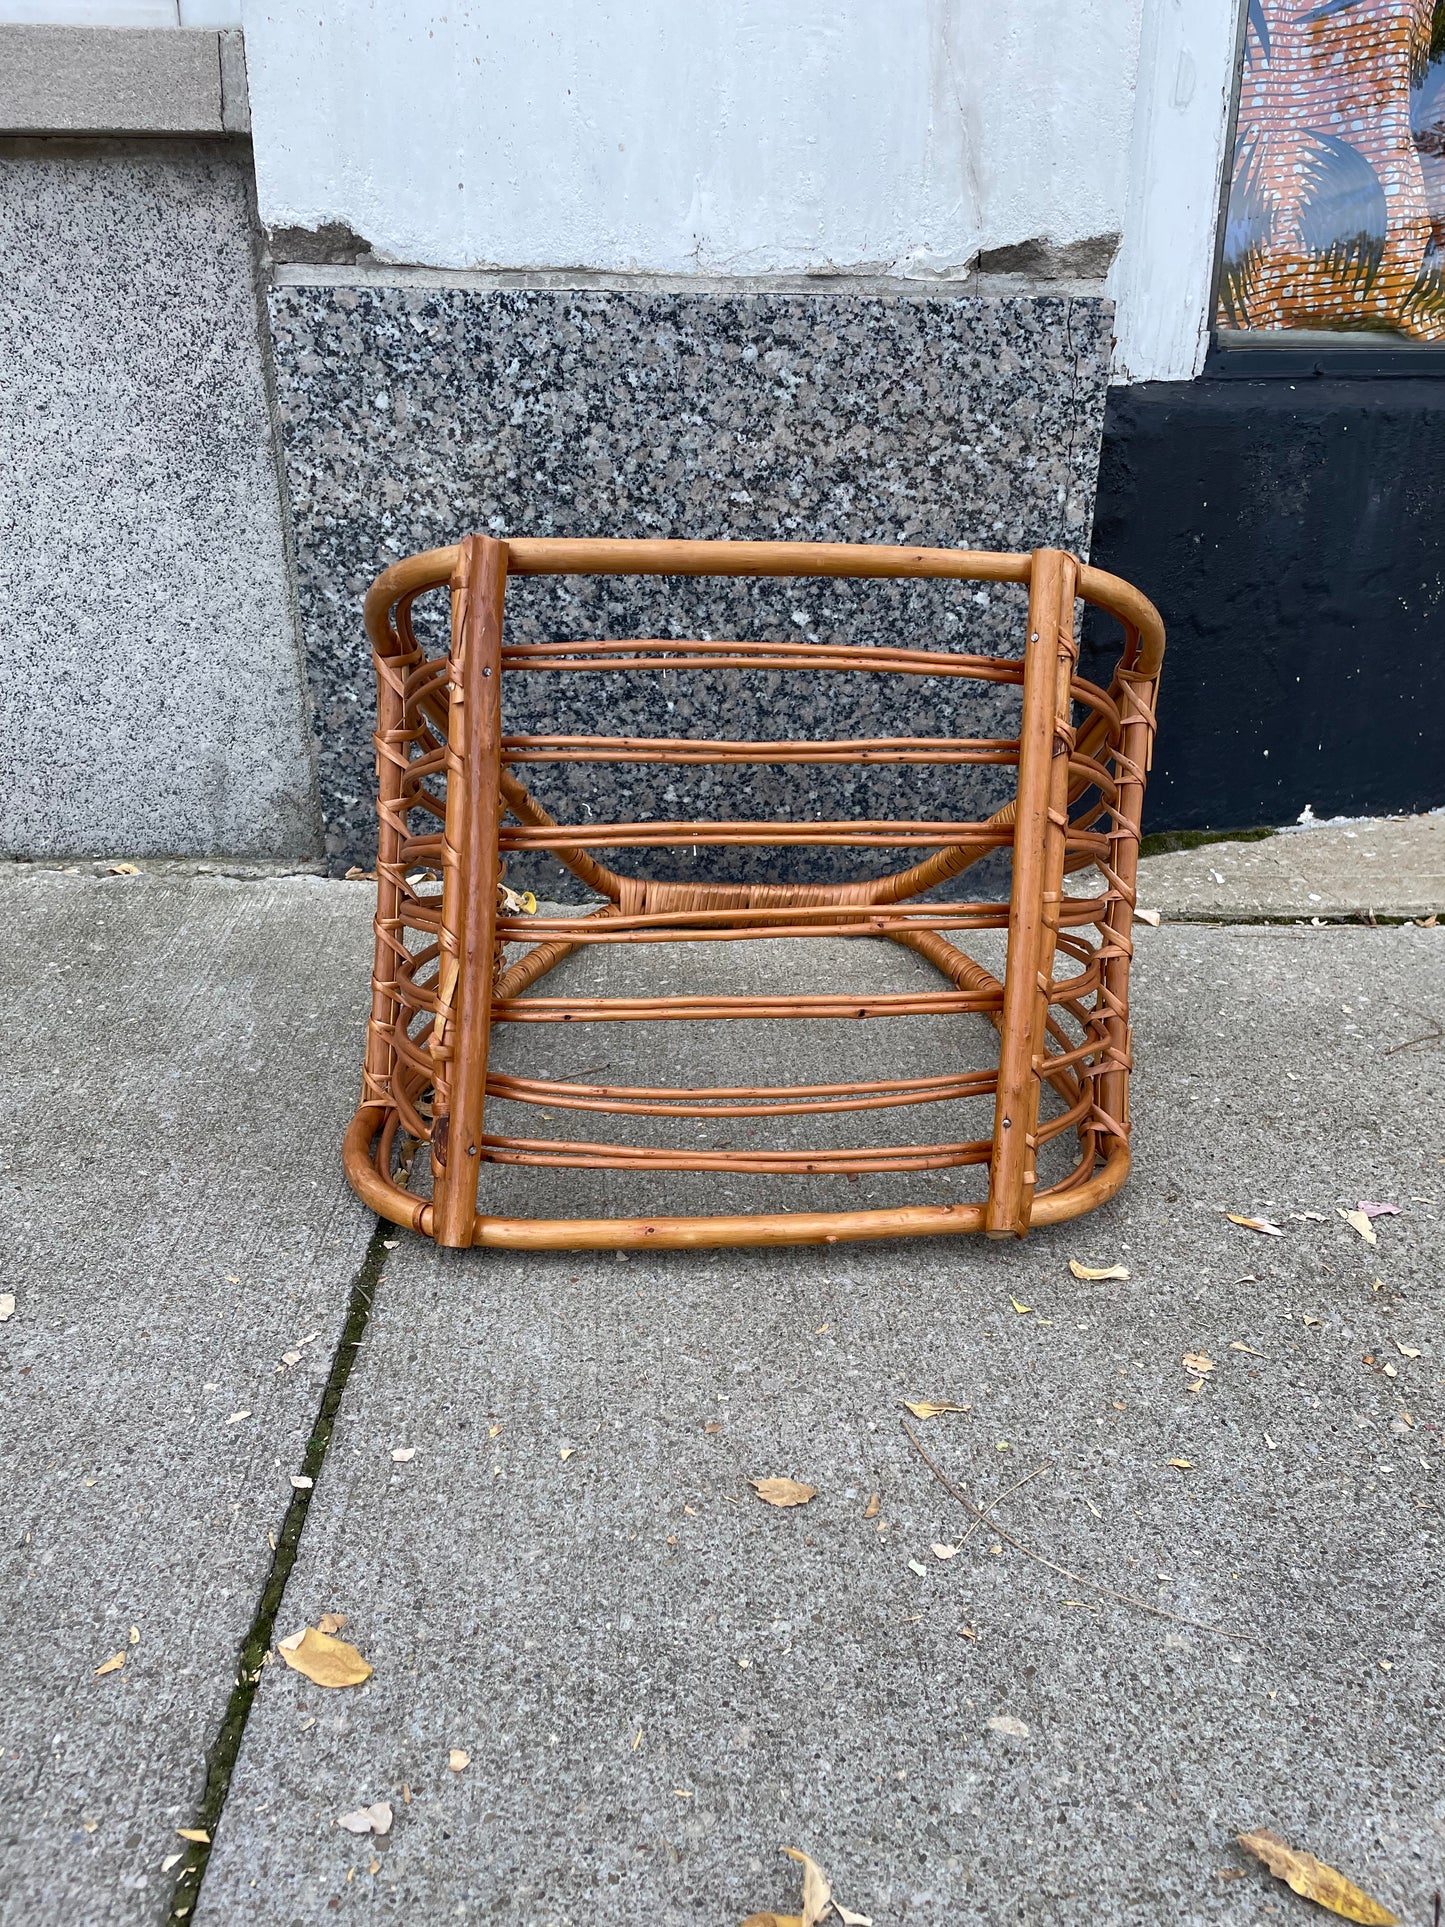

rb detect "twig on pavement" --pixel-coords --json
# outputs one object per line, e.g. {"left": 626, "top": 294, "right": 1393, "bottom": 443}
{"left": 956, "top": 1461, "right": 1054, "bottom": 1548}
{"left": 1383, "top": 1018, "right": 1443, "bottom": 1057}
{"left": 901, "top": 1418, "right": 1233, "bottom": 1637}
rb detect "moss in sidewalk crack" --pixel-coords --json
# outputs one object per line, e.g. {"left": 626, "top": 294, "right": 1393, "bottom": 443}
{"left": 165, "top": 1219, "right": 391, "bottom": 1920}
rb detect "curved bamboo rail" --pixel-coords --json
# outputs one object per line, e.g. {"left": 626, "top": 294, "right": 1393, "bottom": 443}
{"left": 347, "top": 536, "right": 1162, "bottom": 1250}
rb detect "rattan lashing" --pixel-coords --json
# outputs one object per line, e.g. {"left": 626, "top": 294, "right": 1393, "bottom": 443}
{"left": 344, "top": 537, "right": 1163, "bottom": 1251}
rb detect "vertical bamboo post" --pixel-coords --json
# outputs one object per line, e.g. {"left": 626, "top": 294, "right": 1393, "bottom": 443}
{"left": 431, "top": 536, "right": 507, "bottom": 1248}
{"left": 362, "top": 604, "right": 410, "bottom": 1113}
{"left": 1093, "top": 655, "right": 1157, "bottom": 1151}
{"left": 985, "top": 548, "right": 1079, "bottom": 1238}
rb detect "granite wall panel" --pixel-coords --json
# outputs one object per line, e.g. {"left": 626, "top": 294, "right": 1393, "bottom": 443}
{"left": 0, "top": 140, "right": 319, "bottom": 860}
{"left": 268, "top": 286, "right": 1113, "bottom": 889}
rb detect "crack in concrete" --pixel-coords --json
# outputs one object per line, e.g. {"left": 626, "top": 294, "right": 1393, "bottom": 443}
{"left": 165, "top": 1221, "right": 392, "bottom": 1922}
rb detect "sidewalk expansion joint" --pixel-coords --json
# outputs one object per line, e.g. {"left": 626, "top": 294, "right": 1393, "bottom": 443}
{"left": 165, "top": 1219, "right": 392, "bottom": 1923}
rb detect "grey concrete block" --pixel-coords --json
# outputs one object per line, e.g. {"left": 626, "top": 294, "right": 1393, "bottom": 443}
{"left": 266, "top": 285, "right": 1114, "bottom": 878}
{"left": 0, "top": 26, "right": 226, "bottom": 136}
{"left": 197, "top": 919, "right": 1445, "bottom": 1923}
{"left": 218, "top": 30, "right": 250, "bottom": 136}
{"left": 0, "top": 870, "right": 376, "bottom": 1923}
{"left": 0, "top": 141, "right": 321, "bottom": 859}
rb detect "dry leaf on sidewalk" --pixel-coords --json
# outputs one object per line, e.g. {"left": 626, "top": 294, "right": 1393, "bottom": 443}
{"left": 862, "top": 1493, "right": 880, "bottom": 1520}
{"left": 740, "top": 1915, "right": 802, "bottom": 1927}
{"left": 901, "top": 1399, "right": 970, "bottom": 1419}
{"left": 93, "top": 1652, "right": 126, "bottom": 1677}
{"left": 316, "top": 1612, "right": 347, "bottom": 1635}
{"left": 1181, "top": 1352, "right": 1215, "bottom": 1374}
{"left": 749, "top": 1477, "right": 817, "bottom": 1508}
{"left": 985, "top": 1714, "right": 1030, "bottom": 1738}
{"left": 781, "top": 1847, "right": 832, "bottom": 1927}
{"left": 175, "top": 1826, "right": 210, "bottom": 1844}
{"left": 1068, "top": 1260, "right": 1129, "bottom": 1281}
{"left": 1356, "top": 1202, "right": 1399, "bottom": 1218}
{"left": 337, "top": 1802, "right": 392, "bottom": 1836}
{"left": 1225, "top": 1214, "right": 1285, "bottom": 1237}
{"left": 1339, "top": 1209, "right": 1378, "bottom": 1245}
{"left": 1237, "top": 1827, "right": 1397, "bottom": 1924}
{"left": 0, "top": 1293, "right": 14, "bottom": 1322}
{"left": 277, "top": 1626, "right": 373, "bottom": 1688}
{"left": 448, "top": 1749, "right": 469, "bottom": 1771}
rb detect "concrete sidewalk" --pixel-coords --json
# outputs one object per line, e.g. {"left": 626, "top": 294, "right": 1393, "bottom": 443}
{"left": 2, "top": 864, "right": 1442, "bottom": 1924}
{"left": 1134, "top": 810, "right": 1445, "bottom": 923}
{"left": 0, "top": 872, "right": 376, "bottom": 1924}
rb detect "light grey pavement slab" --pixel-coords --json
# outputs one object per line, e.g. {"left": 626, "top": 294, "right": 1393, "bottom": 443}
{"left": 0, "top": 872, "right": 376, "bottom": 1924}
{"left": 1133, "top": 812, "right": 1445, "bottom": 923}
{"left": 198, "top": 920, "right": 1445, "bottom": 1925}
{"left": 0, "top": 140, "right": 319, "bottom": 861}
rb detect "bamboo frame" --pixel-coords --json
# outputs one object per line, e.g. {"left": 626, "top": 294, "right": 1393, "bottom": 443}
{"left": 346, "top": 537, "right": 1163, "bottom": 1251}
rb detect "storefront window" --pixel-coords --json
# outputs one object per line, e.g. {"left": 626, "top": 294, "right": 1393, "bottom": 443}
{"left": 1218, "top": 0, "right": 1445, "bottom": 339}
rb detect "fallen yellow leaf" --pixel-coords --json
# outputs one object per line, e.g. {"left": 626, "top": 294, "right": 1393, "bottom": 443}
{"left": 862, "top": 1492, "right": 880, "bottom": 1520}
{"left": 781, "top": 1847, "right": 832, "bottom": 1927}
{"left": 316, "top": 1612, "right": 347, "bottom": 1636}
{"left": 1339, "top": 1209, "right": 1377, "bottom": 1246}
{"left": 109, "top": 862, "right": 140, "bottom": 875}
{"left": 749, "top": 1477, "right": 818, "bottom": 1508}
{"left": 175, "top": 1827, "right": 210, "bottom": 1844}
{"left": 739, "top": 1916, "right": 802, "bottom": 1927}
{"left": 1166, "top": 1458, "right": 1193, "bottom": 1470}
{"left": 1237, "top": 1827, "right": 1397, "bottom": 1925}
{"left": 1229, "top": 1340, "right": 1264, "bottom": 1356}
{"left": 1068, "top": 1260, "right": 1130, "bottom": 1281}
{"left": 1009, "top": 1297, "right": 1032, "bottom": 1314}
{"left": 337, "top": 1802, "right": 392, "bottom": 1836}
{"left": 1395, "top": 1342, "right": 1421, "bottom": 1359}
{"left": 448, "top": 1748, "right": 469, "bottom": 1771}
{"left": 901, "top": 1399, "right": 970, "bottom": 1420}
{"left": 93, "top": 1652, "right": 126, "bottom": 1677}
{"left": 1181, "top": 1352, "right": 1215, "bottom": 1374}
{"left": 276, "top": 1626, "right": 373, "bottom": 1689}
{"left": 1226, "top": 1214, "right": 1285, "bottom": 1237}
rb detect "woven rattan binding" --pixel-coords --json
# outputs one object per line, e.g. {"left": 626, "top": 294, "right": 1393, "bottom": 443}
{"left": 344, "top": 538, "right": 1164, "bottom": 1251}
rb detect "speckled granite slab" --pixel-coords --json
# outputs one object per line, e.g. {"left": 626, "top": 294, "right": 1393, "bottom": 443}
{"left": 268, "top": 287, "right": 1113, "bottom": 887}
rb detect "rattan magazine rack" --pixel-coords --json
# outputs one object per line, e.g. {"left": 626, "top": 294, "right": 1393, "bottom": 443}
{"left": 344, "top": 537, "right": 1163, "bottom": 1251}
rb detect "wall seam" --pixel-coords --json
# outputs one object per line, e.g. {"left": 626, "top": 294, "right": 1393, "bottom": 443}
{"left": 239, "top": 150, "right": 326, "bottom": 862}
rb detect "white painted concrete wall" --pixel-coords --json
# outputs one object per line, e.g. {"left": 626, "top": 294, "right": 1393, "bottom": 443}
{"left": 240, "top": 0, "right": 1142, "bottom": 281}
{"left": 0, "top": 3, "right": 239, "bottom": 21}
{"left": 1108, "top": 0, "right": 1243, "bottom": 383}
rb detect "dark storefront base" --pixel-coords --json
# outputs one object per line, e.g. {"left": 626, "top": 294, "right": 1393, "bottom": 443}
{"left": 1084, "top": 374, "right": 1445, "bottom": 834}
